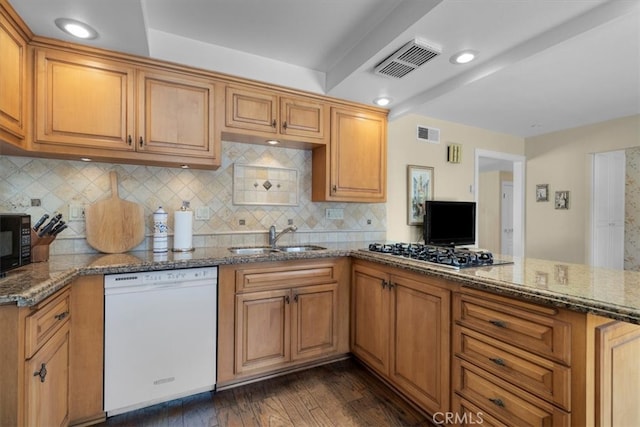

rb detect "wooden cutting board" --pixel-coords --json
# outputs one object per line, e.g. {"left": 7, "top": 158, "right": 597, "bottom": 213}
{"left": 85, "top": 171, "right": 145, "bottom": 253}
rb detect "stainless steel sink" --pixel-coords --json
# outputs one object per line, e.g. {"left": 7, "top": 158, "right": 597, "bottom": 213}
{"left": 277, "top": 245, "right": 326, "bottom": 252}
{"left": 227, "top": 246, "right": 277, "bottom": 255}
{"left": 228, "top": 245, "right": 325, "bottom": 254}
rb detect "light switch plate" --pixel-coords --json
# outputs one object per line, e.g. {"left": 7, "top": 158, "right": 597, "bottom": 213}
{"left": 68, "top": 204, "right": 85, "bottom": 221}
{"left": 195, "top": 206, "right": 210, "bottom": 220}
{"left": 325, "top": 208, "right": 344, "bottom": 220}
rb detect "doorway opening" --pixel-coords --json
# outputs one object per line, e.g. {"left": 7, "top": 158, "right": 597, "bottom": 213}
{"left": 474, "top": 149, "right": 525, "bottom": 258}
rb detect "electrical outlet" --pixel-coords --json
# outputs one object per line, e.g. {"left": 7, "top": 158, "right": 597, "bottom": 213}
{"left": 325, "top": 208, "right": 344, "bottom": 220}
{"left": 68, "top": 204, "right": 85, "bottom": 221}
{"left": 195, "top": 206, "right": 210, "bottom": 220}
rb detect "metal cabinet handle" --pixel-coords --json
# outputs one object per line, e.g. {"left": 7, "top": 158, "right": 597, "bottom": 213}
{"left": 139, "top": 136, "right": 144, "bottom": 147}
{"left": 33, "top": 363, "right": 47, "bottom": 383}
{"left": 285, "top": 295, "right": 290, "bottom": 304}
{"left": 489, "top": 357, "right": 506, "bottom": 366}
{"left": 54, "top": 311, "right": 69, "bottom": 321}
{"left": 331, "top": 185, "right": 337, "bottom": 194}
{"left": 127, "top": 135, "right": 132, "bottom": 146}
{"left": 489, "top": 319, "right": 507, "bottom": 328}
{"left": 293, "top": 293, "right": 298, "bottom": 303}
{"left": 388, "top": 282, "right": 395, "bottom": 289}
{"left": 381, "top": 280, "right": 387, "bottom": 289}
{"left": 489, "top": 397, "right": 505, "bottom": 408}
{"left": 282, "top": 121, "right": 288, "bottom": 130}
{"left": 272, "top": 119, "right": 277, "bottom": 128}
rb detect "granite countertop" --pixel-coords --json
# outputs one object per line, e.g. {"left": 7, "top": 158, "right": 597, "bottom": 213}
{"left": 1, "top": 243, "right": 639, "bottom": 325}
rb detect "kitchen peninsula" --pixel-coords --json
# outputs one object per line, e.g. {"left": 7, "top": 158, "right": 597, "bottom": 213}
{"left": 1, "top": 244, "right": 639, "bottom": 426}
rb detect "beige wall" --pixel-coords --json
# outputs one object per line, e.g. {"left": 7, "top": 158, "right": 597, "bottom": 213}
{"left": 525, "top": 114, "right": 640, "bottom": 264}
{"left": 387, "top": 114, "right": 524, "bottom": 242}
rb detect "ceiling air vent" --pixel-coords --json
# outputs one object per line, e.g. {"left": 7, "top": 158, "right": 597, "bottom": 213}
{"left": 374, "top": 39, "right": 441, "bottom": 79}
{"left": 417, "top": 125, "right": 440, "bottom": 143}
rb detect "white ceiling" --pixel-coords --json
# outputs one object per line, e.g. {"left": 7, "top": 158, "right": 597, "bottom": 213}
{"left": 8, "top": 0, "right": 640, "bottom": 138}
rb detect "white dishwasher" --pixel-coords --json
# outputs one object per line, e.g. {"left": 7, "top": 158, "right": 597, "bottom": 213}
{"left": 104, "top": 266, "right": 217, "bottom": 416}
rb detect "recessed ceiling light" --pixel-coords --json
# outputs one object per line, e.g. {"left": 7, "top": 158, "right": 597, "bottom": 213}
{"left": 373, "top": 97, "right": 392, "bottom": 107}
{"left": 55, "top": 18, "right": 98, "bottom": 40}
{"left": 450, "top": 50, "right": 477, "bottom": 64}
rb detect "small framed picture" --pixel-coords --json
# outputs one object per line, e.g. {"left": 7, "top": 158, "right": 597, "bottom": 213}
{"left": 555, "top": 191, "right": 569, "bottom": 209}
{"left": 536, "top": 184, "right": 548, "bottom": 202}
{"left": 407, "top": 165, "right": 434, "bottom": 225}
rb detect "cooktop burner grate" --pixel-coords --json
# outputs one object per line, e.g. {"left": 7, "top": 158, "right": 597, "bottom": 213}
{"left": 364, "top": 243, "right": 512, "bottom": 269}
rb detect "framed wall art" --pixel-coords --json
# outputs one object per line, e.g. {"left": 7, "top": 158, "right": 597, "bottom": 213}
{"left": 536, "top": 184, "right": 549, "bottom": 202}
{"left": 407, "top": 165, "right": 434, "bottom": 225}
{"left": 555, "top": 190, "right": 569, "bottom": 209}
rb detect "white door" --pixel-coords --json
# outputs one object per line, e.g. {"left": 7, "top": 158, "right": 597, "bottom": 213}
{"left": 501, "top": 181, "right": 514, "bottom": 256}
{"left": 592, "top": 151, "right": 625, "bottom": 269}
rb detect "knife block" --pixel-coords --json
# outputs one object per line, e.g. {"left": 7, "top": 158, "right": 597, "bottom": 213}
{"left": 31, "top": 229, "right": 56, "bottom": 262}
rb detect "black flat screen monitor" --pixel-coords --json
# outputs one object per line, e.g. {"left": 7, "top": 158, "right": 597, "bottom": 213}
{"left": 423, "top": 200, "right": 476, "bottom": 246}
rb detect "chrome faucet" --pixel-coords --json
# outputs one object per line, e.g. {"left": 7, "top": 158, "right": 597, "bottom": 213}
{"left": 269, "top": 225, "right": 297, "bottom": 249}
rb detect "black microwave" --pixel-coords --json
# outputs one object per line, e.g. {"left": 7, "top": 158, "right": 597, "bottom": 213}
{"left": 0, "top": 214, "right": 31, "bottom": 275}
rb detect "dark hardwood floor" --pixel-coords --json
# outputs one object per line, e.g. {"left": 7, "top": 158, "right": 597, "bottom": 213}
{"left": 98, "top": 358, "right": 435, "bottom": 427}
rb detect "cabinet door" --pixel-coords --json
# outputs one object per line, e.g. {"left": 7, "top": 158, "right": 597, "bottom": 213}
{"left": 0, "top": 10, "right": 27, "bottom": 144}
{"left": 351, "top": 264, "right": 389, "bottom": 375}
{"left": 291, "top": 283, "right": 338, "bottom": 361}
{"left": 34, "top": 48, "right": 135, "bottom": 150}
{"left": 596, "top": 321, "right": 640, "bottom": 427}
{"left": 389, "top": 274, "right": 450, "bottom": 414}
{"left": 280, "top": 96, "right": 325, "bottom": 140}
{"left": 225, "top": 86, "right": 278, "bottom": 134}
{"left": 24, "top": 324, "right": 70, "bottom": 427}
{"left": 235, "top": 289, "right": 290, "bottom": 374}
{"left": 137, "top": 69, "right": 218, "bottom": 158}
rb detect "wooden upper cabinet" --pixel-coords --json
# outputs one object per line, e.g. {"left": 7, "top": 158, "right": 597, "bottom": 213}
{"left": 137, "top": 69, "right": 217, "bottom": 158}
{"left": 0, "top": 8, "right": 28, "bottom": 145}
{"left": 225, "top": 85, "right": 326, "bottom": 144}
{"left": 312, "top": 106, "right": 387, "bottom": 202}
{"left": 34, "top": 47, "right": 135, "bottom": 151}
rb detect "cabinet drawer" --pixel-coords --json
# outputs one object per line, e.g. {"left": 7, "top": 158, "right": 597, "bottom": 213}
{"left": 451, "top": 394, "right": 508, "bottom": 427}
{"left": 453, "top": 359, "right": 570, "bottom": 427}
{"left": 454, "top": 325, "right": 571, "bottom": 410}
{"left": 235, "top": 262, "right": 336, "bottom": 292}
{"left": 454, "top": 293, "right": 571, "bottom": 364}
{"left": 25, "top": 288, "right": 71, "bottom": 359}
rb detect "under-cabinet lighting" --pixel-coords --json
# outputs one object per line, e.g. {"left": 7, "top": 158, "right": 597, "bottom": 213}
{"left": 266, "top": 140, "right": 279, "bottom": 145}
{"left": 180, "top": 165, "right": 190, "bottom": 169}
{"left": 80, "top": 157, "right": 92, "bottom": 162}
{"left": 55, "top": 18, "right": 98, "bottom": 40}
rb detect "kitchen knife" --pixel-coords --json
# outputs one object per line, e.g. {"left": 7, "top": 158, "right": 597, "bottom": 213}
{"left": 52, "top": 224, "right": 68, "bottom": 236}
{"left": 33, "top": 214, "right": 49, "bottom": 231}
{"left": 38, "top": 213, "right": 62, "bottom": 237}
{"left": 50, "top": 220, "right": 66, "bottom": 235}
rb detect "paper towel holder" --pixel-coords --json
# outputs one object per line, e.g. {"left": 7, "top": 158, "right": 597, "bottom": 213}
{"left": 172, "top": 201, "right": 195, "bottom": 252}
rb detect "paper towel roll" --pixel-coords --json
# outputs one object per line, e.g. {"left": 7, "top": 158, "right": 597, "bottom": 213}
{"left": 173, "top": 209, "right": 193, "bottom": 251}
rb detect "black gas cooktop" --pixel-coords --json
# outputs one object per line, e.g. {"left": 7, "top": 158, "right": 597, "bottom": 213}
{"left": 363, "top": 242, "right": 513, "bottom": 270}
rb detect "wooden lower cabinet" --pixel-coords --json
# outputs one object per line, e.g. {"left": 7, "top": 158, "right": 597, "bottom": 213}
{"left": 0, "top": 275, "right": 104, "bottom": 427}
{"left": 24, "top": 321, "right": 70, "bottom": 427}
{"left": 351, "top": 260, "right": 450, "bottom": 415}
{"left": 218, "top": 258, "right": 350, "bottom": 386}
{"left": 595, "top": 320, "right": 640, "bottom": 427}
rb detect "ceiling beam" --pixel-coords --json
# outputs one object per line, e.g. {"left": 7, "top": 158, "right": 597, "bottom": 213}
{"left": 389, "top": 0, "right": 640, "bottom": 120}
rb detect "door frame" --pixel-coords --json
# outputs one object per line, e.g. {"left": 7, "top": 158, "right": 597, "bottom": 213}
{"left": 474, "top": 149, "right": 526, "bottom": 258}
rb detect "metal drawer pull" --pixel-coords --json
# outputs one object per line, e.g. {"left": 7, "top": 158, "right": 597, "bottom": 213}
{"left": 381, "top": 280, "right": 387, "bottom": 289}
{"left": 489, "top": 397, "right": 505, "bottom": 408}
{"left": 34, "top": 363, "right": 47, "bottom": 383}
{"left": 54, "top": 311, "right": 69, "bottom": 321}
{"left": 489, "top": 357, "right": 506, "bottom": 366}
{"left": 489, "top": 319, "right": 507, "bottom": 328}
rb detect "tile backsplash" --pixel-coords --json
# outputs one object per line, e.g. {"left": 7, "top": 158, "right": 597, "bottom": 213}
{"left": 626, "top": 146, "right": 640, "bottom": 271}
{"left": 1, "top": 141, "right": 386, "bottom": 254}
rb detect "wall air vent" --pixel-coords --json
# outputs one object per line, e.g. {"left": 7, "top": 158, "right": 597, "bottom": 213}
{"left": 417, "top": 125, "right": 440, "bottom": 143}
{"left": 374, "top": 39, "right": 441, "bottom": 79}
